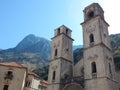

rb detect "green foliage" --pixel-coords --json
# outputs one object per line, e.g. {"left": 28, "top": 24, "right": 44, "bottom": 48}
{"left": 114, "top": 55, "right": 120, "bottom": 70}
{"left": 110, "top": 34, "right": 120, "bottom": 49}
{"left": 73, "top": 48, "right": 83, "bottom": 64}
{"left": 32, "top": 65, "right": 49, "bottom": 80}
{"left": 109, "top": 34, "right": 120, "bottom": 70}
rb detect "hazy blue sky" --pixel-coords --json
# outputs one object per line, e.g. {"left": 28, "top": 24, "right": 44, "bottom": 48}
{"left": 0, "top": 0, "right": 119, "bottom": 49}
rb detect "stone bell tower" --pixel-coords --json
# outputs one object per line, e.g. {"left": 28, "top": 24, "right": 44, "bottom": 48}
{"left": 47, "top": 25, "right": 74, "bottom": 90}
{"left": 81, "top": 3, "right": 117, "bottom": 90}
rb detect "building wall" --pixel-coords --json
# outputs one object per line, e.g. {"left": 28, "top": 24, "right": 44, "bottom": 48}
{"left": 116, "top": 72, "right": 120, "bottom": 89}
{"left": 74, "top": 58, "right": 84, "bottom": 77}
{"left": 50, "top": 34, "right": 73, "bottom": 62}
{"left": 47, "top": 25, "right": 73, "bottom": 90}
{"left": 0, "top": 65, "right": 26, "bottom": 90}
{"left": 31, "top": 77, "right": 40, "bottom": 90}
{"left": 48, "top": 59, "right": 61, "bottom": 84}
{"left": 39, "top": 86, "right": 47, "bottom": 90}
{"left": 24, "top": 75, "right": 40, "bottom": 90}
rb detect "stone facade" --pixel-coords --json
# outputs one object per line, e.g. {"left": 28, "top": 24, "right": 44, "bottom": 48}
{"left": 81, "top": 3, "right": 119, "bottom": 90}
{"left": 24, "top": 71, "right": 40, "bottom": 90}
{"left": 0, "top": 62, "right": 27, "bottom": 90}
{"left": 47, "top": 3, "right": 120, "bottom": 90}
{"left": 47, "top": 25, "right": 74, "bottom": 90}
{"left": 74, "top": 58, "right": 84, "bottom": 77}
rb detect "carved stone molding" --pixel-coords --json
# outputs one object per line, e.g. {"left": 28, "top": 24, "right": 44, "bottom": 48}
{"left": 86, "top": 25, "right": 96, "bottom": 33}
{"left": 88, "top": 54, "right": 98, "bottom": 60}
{"left": 52, "top": 66, "right": 58, "bottom": 70}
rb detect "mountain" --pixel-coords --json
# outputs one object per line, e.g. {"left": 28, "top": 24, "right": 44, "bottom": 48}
{"left": 110, "top": 34, "right": 120, "bottom": 49}
{"left": 73, "top": 48, "right": 83, "bottom": 64}
{"left": 110, "top": 33, "right": 120, "bottom": 70}
{"left": 0, "top": 49, "right": 2, "bottom": 51}
{"left": 0, "top": 34, "right": 83, "bottom": 67}
{"left": 73, "top": 45, "right": 83, "bottom": 50}
{"left": 0, "top": 34, "right": 51, "bottom": 67}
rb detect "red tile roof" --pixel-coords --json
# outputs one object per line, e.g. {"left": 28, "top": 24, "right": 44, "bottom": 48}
{"left": 0, "top": 62, "right": 25, "bottom": 68}
{"left": 41, "top": 80, "right": 48, "bottom": 84}
{"left": 0, "top": 62, "right": 39, "bottom": 77}
{"left": 40, "top": 80, "right": 48, "bottom": 87}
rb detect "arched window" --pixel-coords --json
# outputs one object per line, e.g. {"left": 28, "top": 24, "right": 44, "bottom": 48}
{"left": 57, "top": 28, "right": 60, "bottom": 35}
{"left": 81, "top": 67, "right": 84, "bottom": 75}
{"left": 88, "top": 11, "right": 94, "bottom": 19}
{"left": 90, "top": 34, "right": 94, "bottom": 43}
{"left": 66, "top": 28, "right": 68, "bottom": 35}
{"left": 55, "top": 49, "right": 57, "bottom": 56}
{"left": 52, "top": 71, "right": 56, "bottom": 80}
{"left": 5, "top": 71, "right": 13, "bottom": 80}
{"left": 92, "top": 62, "right": 97, "bottom": 73}
{"left": 109, "top": 63, "right": 112, "bottom": 74}
{"left": 64, "top": 74, "right": 68, "bottom": 79}
{"left": 3, "top": 85, "right": 9, "bottom": 90}
{"left": 25, "top": 81, "right": 31, "bottom": 87}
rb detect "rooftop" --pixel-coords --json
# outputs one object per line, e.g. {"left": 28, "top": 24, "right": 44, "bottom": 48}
{"left": 0, "top": 62, "right": 25, "bottom": 68}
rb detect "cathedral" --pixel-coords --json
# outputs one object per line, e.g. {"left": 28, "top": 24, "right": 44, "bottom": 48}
{"left": 47, "top": 3, "right": 120, "bottom": 90}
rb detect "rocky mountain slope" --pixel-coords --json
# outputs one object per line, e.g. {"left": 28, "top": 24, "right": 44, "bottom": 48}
{"left": 0, "top": 34, "right": 82, "bottom": 67}
{"left": 110, "top": 34, "right": 120, "bottom": 70}
{"left": 0, "top": 34, "right": 51, "bottom": 67}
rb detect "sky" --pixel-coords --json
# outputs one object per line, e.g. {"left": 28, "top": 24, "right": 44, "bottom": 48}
{"left": 0, "top": 0, "right": 119, "bottom": 49}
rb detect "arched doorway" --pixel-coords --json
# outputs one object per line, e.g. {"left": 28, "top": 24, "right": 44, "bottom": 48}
{"left": 63, "top": 83, "right": 83, "bottom": 90}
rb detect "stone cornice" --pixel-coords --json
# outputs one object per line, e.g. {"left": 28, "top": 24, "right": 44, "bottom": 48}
{"left": 51, "top": 33, "right": 74, "bottom": 41}
{"left": 84, "top": 42, "right": 112, "bottom": 51}
{"left": 50, "top": 57, "right": 73, "bottom": 63}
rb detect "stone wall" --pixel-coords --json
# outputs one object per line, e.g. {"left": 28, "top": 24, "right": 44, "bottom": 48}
{"left": 0, "top": 65, "right": 26, "bottom": 90}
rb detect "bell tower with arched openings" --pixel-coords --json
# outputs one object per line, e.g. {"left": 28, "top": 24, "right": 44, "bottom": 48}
{"left": 47, "top": 25, "right": 74, "bottom": 90}
{"left": 81, "top": 3, "right": 118, "bottom": 90}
